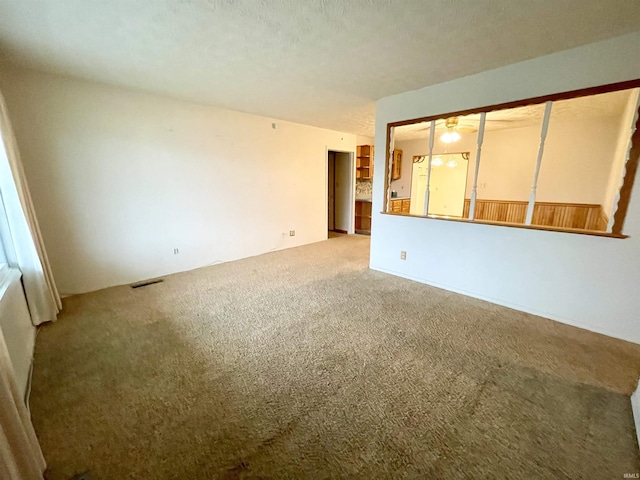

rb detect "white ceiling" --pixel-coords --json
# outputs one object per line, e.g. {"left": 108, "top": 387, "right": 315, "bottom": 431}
{"left": 0, "top": 1, "right": 639, "bottom": 136}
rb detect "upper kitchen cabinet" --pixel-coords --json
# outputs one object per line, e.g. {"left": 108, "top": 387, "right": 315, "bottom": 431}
{"left": 356, "top": 145, "right": 373, "bottom": 179}
{"left": 392, "top": 149, "right": 403, "bottom": 180}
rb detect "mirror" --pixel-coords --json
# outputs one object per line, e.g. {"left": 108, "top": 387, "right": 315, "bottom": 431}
{"left": 410, "top": 152, "right": 469, "bottom": 217}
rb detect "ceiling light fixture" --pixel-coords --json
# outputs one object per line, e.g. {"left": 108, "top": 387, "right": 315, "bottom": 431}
{"left": 446, "top": 160, "right": 458, "bottom": 168}
{"left": 432, "top": 157, "right": 443, "bottom": 167}
{"left": 441, "top": 130, "right": 461, "bottom": 143}
{"left": 440, "top": 117, "right": 461, "bottom": 144}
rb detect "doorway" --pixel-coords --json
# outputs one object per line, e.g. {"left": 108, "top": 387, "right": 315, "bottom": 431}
{"left": 327, "top": 150, "right": 354, "bottom": 236}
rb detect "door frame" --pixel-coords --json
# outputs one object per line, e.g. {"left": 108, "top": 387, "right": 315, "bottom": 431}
{"left": 326, "top": 148, "right": 355, "bottom": 236}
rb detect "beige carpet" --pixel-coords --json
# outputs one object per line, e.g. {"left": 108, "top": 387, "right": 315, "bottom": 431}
{"left": 32, "top": 235, "right": 640, "bottom": 479}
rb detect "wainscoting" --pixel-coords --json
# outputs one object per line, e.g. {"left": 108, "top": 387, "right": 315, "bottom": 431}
{"left": 463, "top": 199, "right": 608, "bottom": 231}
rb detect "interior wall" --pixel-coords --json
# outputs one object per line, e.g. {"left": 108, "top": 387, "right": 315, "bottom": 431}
{"left": 371, "top": 32, "right": 640, "bottom": 344}
{"left": 0, "top": 66, "right": 357, "bottom": 295}
{"left": 395, "top": 115, "right": 621, "bottom": 206}
{"left": 603, "top": 89, "right": 640, "bottom": 219}
{"left": 356, "top": 135, "right": 374, "bottom": 146}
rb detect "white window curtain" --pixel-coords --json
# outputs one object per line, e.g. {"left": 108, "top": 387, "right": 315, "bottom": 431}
{"left": 0, "top": 88, "right": 61, "bottom": 326}
{"left": 0, "top": 326, "right": 46, "bottom": 480}
{"left": 0, "top": 87, "right": 51, "bottom": 479}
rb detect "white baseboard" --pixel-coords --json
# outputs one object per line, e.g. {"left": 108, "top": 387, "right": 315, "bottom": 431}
{"left": 632, "top": 379, "right": 640, "bottom": 452}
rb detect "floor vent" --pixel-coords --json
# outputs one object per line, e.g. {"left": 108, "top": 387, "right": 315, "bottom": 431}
{"left": 131, "top": 279, "right": 164, "bottom": 289}
{"left": 70, "top": 473, "right": 92, "bottom": 480}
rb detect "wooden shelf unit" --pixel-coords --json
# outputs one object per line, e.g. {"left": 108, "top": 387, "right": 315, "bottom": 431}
{"left": 356, "top": 145, "right": 374, "bottom": 180}
{"left": 355, "top": 200, "right": 372, "bottom": 234}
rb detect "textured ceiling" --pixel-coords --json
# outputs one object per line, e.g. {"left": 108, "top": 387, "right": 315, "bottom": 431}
{"left": 0, "top": 1, "right": 639, "bottom": 136}
{"left": 394, "top": 88, "right": 636, "bottom": 141}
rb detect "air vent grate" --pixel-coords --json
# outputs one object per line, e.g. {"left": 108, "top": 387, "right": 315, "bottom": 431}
{"left": 131, "top": 279, "right": 164, "bottom": 289}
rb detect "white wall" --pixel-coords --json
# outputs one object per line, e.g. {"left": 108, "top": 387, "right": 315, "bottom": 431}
{"left": 0, "top": 66, "right": 357, "bottom": 294}
{"left": 371, "top": 32, "right": 640, "bottom": 344}
{"left": 395, "top": 115, "right": 622, "bottom": 206}
{"left": 356, "top": 135, "right": 374, "bottom": 146}
{"left": 604, "top": 89, "right": 640, "bottom": 219}
{"left": 0, "top": 268, "right": 34, "bottom": 399}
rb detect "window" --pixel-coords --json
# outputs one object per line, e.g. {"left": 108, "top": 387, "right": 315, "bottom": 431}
{"left": 0, "top": 191, "right": 11, "bottom": 267}
{"left": 383, "top": 80, "right": 640, "bottom": 237}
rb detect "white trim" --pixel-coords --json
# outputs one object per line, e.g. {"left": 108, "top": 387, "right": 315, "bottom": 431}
{"left": 468, "top": 112, "right": 486, "bottom": 221}
{"left": 422, "top": 120, "right": 435, "bottom": 216}
{"left": 386, "top": 127, "right": 395, "bottom": 212}
{"left": 632, "top": 379, "right": 640, "bottom": 452}
{"left": 525, "top": 101, "right": 553, "bottom": 225}
{"left": 369, "top": 264, "right": 640, "bottom": 345}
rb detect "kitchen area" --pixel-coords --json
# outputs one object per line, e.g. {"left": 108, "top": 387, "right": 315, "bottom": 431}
{"left": 355, "top": 145, "right": 405, "bottom": 234}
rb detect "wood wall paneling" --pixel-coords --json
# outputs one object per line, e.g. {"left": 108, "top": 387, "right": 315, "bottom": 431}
{"left": 462, "top": 199, "right": 608, "bottom": 231}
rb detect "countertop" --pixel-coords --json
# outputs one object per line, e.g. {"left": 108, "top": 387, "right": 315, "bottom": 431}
{"left": 356, "top": 196, "right": 411, "bottom": 202}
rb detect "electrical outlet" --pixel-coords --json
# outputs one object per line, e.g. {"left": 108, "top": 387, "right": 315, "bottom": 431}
{"left": 400, "top": 251, "right": 406, "bottom": 260}
{"left": 289, "top": 230, "right": 295, "bottom": 236}
{"left": 173, "top": 248, "right": 179, "bottom": 254}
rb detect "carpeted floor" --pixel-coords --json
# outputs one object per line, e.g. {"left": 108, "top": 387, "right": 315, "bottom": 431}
{"left": 32, "top": 235, "right": 640, "bottom": 479}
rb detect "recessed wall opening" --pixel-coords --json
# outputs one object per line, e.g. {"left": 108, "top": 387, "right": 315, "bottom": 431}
{"left": 327, "top": 150, "right": 354, "bottom": 236}
{"left": 384, "top": 80, "right": 640, "bottom": 237}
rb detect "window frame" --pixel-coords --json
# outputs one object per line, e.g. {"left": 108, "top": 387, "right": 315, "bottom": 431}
{"left": 382, "top": 79, "right": 640, "bottom": 238}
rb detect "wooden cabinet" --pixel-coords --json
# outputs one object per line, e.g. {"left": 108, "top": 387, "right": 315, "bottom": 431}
{"left": 355, "top": 200, "right": 372, "bottom": 234}
{"left": 390, "top": 198, "right": 410, "bottom": 214}
{"left": 356, "top": 145, "right": 373, "bottom": 180}
{"left": 392, "top": 149, "right": 403, "bottom": 180}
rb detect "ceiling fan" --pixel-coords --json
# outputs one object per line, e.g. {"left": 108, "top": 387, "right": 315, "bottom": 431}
{"left": 414, "top": 115, "right": 518, "bottom": 135}
{"left": 443, "top": 116, "right": 477, "bottom": 132}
